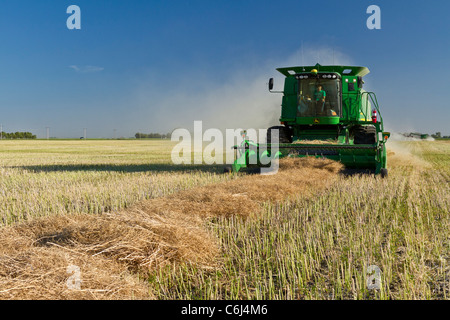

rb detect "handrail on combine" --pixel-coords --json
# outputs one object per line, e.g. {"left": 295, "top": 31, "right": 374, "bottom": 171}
{"left": 361, "top": 91, "right": 384, "bottom": 132}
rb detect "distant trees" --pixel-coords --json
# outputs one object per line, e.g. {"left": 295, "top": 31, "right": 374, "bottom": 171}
{"left": 431, "top": 132, "right": 450, "bottom": 139}
{"left": 135, "top": 132, "right": 172, "bottom": 139}
{"left": 0, "top": 132, "right": 37, "bottom": 140}
{"left": 432, "top": 132, "right": 441, "bottom": 139}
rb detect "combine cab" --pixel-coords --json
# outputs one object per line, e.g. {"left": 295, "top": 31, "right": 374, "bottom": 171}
{"left": 228, "top": 63, "right": 390, "bottom": 177}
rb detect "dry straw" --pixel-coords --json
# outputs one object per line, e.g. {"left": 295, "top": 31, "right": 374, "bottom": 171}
{"left": 0, "top": 157, "right": 343, "bottom": 299}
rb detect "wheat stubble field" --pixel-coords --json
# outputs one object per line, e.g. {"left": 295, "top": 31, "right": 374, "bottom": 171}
{"left": 0, "top": 139, "right": 448, "bottom": 299}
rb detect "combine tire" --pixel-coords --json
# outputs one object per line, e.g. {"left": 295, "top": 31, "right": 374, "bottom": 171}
{"left": 353, "top": 125, "right": 376, "bottom": 144}
{"left": 223, "top": 165, "right": 232, "bottom": 174}
{"left": 266, "top": 126, "right": 292, "bottom": 144}
{"left": 380, "top": 168, "right": 388, "bottom": 178}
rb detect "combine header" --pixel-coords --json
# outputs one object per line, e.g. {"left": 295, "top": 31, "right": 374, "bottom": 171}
{"left": 227, "top": 63, "right": 390, "bottom": 177}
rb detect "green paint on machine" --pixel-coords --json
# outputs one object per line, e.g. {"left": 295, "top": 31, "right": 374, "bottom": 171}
{"left": 229, "top": 63, "right": 390, "bottom": 177}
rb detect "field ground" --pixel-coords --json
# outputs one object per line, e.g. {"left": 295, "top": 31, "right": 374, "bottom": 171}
{"left": 0, "top": 139, "right": 448, "bottom": 299}
{"left": 0, "top": 140, "right": 229, "bottom": 225}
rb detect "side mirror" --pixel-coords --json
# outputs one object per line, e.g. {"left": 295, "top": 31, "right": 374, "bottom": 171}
{"left": 268, "top": 78, "right": 274, "bottom": 91}
{"left": 357, "top": 76, "right": 364, "bottom": 88}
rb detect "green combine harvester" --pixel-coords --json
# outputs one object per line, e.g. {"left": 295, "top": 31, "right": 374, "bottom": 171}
{"left": 227, "top": 63, "right": 390, "bottom": 177}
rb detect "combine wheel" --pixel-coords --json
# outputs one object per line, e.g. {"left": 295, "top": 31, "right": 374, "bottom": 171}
{"left": 223, "top": 165, "right": 232, "bottom": 174}
{"left": 353, "top": 125, "right": 376, "bottom": 144}
{"left": 266, "top": 126, "right": 292, "bottom": 144}
{"left": 380, "top": 168, "right": 388, "bottom": 178}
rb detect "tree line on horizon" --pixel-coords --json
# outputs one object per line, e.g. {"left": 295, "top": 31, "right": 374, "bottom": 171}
{"left": 135, "top": 132, "right": 172, "bottom": 139}
{"left": 0, "top": 131, "right": 37, "bottom": 140}
{"left": 430, "top": 132, "right": 450, "bottom": 139}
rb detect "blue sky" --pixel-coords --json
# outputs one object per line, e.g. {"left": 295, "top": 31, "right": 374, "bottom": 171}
{"left": 0, "top": 0, "right": 448, "bottom": 138}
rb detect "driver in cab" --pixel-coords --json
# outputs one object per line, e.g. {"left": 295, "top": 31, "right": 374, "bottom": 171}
{"left": 314, "top": 84, "right": 326, "bottom": 114}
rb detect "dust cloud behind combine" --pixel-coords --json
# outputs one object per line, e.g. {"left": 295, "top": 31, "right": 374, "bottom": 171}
{"left": 136, "top": 46, "right": 354, "bottom": 135}
{"left": 386, "top": 133, "right": 433, "bottom": 170}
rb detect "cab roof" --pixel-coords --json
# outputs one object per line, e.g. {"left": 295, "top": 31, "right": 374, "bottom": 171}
{"left": 277, "top": 63, "right": 370, "bottom": 78}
